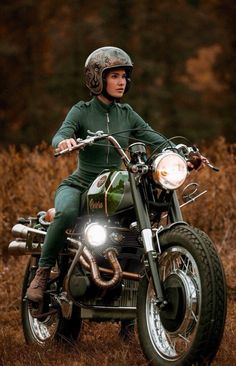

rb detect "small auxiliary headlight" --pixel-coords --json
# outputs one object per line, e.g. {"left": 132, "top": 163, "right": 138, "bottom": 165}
{"left": 152, "top": 152, "right": 188, "bottom": 190}
{"left": 84, "top": 223, "right": 107, "bottom": 247}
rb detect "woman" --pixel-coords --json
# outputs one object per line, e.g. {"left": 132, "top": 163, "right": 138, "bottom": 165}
{"left": 26, "top": 46, "right": 199, "bottom": 302}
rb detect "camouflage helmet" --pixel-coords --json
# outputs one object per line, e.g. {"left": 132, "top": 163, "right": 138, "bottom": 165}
{"left": 84, "top": 46, "right": 133, "bottom": 95}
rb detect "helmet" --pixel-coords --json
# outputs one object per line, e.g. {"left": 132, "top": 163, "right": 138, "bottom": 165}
{"left": 84, "top": 46, "right": 133, "bottom": 95}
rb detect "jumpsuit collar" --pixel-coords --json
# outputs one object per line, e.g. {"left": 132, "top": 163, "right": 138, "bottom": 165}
{"left": 93, "top": 97, "right": 116, "bottom": 113}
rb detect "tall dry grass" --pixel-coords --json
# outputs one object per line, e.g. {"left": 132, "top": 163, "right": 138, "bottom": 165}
{"left": 0, "top": 143, "right": 77, "bottom": 258}
{"left": 0, "top": 137, "right": 236, "bottom": 365}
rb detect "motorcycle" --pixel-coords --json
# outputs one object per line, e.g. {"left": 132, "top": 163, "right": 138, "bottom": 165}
{"left": 9, "top": 130, "right": 227, "bottom": 366}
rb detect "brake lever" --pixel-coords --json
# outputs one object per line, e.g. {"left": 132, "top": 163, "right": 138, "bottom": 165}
{"left": 87, "top": 130, "right": 105, "bottom": 136}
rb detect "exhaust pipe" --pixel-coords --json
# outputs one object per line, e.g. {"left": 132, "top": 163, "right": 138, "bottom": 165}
{"left": 79, "top": 253, "right": 141, "bottom": 281}
{"left": 9, "top": 224, "right": 46, "bottom": 256}
{"left": 67, "top": 237, "right": 141, "bottom": 288}
{"left": 8, "top": 240, "right": 42, "bottom": 255}
{"left": 82, "top": 247, "right": 123, "bottom": 289}
{"left": 12, "top": 224, "right": 46, "bottom": 238}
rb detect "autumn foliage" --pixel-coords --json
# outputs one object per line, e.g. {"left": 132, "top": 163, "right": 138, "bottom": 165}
{"left": 0, "top": 138, "right": 236, "bottom": 365}
{"left": 1, "top": 2, "right": 236, "bottom": 147}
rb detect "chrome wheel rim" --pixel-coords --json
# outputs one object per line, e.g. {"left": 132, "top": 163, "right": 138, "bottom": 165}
{"left": 27, "top": 303, "right": 59, "bottom": 343}
{"left": 146, "top": 246, "right": 201, "bottom": 361}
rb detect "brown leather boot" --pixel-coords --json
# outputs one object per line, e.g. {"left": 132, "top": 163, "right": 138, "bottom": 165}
{"left": 26, "top": 267, "right": 51, "bottom": 302}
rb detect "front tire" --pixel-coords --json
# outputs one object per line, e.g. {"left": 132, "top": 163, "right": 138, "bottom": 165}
{"left": 137, "top": 225, "right": 227, "bottom": 366}
{"left": 21, "top": 256, "right": 82, "bottom": 345}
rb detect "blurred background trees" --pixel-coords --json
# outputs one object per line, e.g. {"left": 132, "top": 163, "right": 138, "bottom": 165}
{"left": 0, "top": 0, "right": 235, "bottom": 147}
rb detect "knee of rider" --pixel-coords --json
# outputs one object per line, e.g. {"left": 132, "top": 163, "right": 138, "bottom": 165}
{"left": 55, "top": 208, "right": 78, "bottom": 226}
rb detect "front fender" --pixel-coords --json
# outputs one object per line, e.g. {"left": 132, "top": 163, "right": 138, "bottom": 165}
{"left": 158, "top": 221, "right": 189, "bottom": 236}
{"left": 154, "top": 221, "right": 189, "bottom": 253}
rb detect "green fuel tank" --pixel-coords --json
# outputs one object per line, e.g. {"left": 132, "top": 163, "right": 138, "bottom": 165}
{"left": 87, "top": 171, "right": 133, "bottom": 216}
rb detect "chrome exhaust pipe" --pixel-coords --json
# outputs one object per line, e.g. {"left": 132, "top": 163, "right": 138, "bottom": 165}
{"left": 8, "top": 240, "right": 42, "bottom": 255}
{"left": 12, "top": 224, "right": 46, "bottom": 238}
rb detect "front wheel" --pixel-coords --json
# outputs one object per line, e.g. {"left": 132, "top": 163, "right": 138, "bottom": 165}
{"left": 21, "top": 256, "right": 82, "bottom": 345}
{"left": 137, "top": 225, "right": 227, "bottom": 366}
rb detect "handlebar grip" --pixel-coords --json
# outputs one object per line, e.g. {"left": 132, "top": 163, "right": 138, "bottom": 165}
{"left": 54, "top": 149, "right": 61, "bottom": 157}
{"left": 54, "top": 148, "right": 71, "bottom": 157}
{"left": 207, "top": 163, "right": 220, "bottom": 172}
{"left": 54, "top": 144, "right": 82, "bottom": 157}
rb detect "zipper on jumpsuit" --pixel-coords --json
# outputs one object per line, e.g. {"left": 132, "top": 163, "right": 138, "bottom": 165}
{"left": 106, "top": 112, "right": 110, "bottom": 163}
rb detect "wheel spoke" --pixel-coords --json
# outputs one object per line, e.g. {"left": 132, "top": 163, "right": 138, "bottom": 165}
{"left": 181, "top": 256, "right": 190, "bottom": 273}
{"left": 178, "top": 333, "right": 191, "bottom": 343}
{"left": 191, "top": 309, "right": 198, "bottom": 323}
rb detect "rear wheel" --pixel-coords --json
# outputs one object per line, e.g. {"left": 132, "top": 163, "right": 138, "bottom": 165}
{"left": 137, "top": 225, "right": 227, "bottom": 366}
{"left": 21, "top": 256, "right": 82, "bottom": 345}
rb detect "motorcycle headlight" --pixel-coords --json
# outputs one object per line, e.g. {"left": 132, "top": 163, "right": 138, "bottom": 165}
{"left": 152, "top": 152, "right": 188, "bottom": 190}
{"left": 84, "top": 223, "right": 107, "bottom": 247}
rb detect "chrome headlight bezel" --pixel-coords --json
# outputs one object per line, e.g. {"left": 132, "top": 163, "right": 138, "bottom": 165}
{"left": 152, "top": 151, "right": 188, "bottom": 190}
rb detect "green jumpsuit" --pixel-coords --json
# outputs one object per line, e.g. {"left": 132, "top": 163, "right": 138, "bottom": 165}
{"left": 39, "top": 97, "right": 167, "bottom": 267}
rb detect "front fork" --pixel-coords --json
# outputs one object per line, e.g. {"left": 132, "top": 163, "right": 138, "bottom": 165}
{"left": 169, "top": 191, "right": 183, "bottom": 222}
{"left": 129, "top": 173, "right": 167, "bottom": 307}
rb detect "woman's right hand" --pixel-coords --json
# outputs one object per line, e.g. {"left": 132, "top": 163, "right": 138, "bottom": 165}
{"left": 57, "top": 138, "right": 77, "bottom": 151}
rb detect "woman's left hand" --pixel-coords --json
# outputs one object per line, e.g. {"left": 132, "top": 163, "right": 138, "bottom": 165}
{"left": 187, "top": 152, "right": 209, "bottom": 171}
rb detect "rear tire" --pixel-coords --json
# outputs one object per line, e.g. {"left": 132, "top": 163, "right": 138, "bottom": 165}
{"left": 21, "top": 256, "right": 82, "bottom": 345}
{"left": 137, "top": 225, "right": 227, "bottom": 366}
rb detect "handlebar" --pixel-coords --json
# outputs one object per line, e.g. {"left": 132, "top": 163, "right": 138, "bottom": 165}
{"left": 54, "top": 132, "right": 108, "bottom": 157}
{"left": 54, "top": 131, "right": 130, "bottom": 165}
{"left": 54, "top": 132, "right": 219, "bottom": 173}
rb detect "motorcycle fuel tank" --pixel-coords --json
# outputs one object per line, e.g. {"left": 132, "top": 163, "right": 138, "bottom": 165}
{"left": 87, "top": 171, "right": 133, "bottom": 216}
